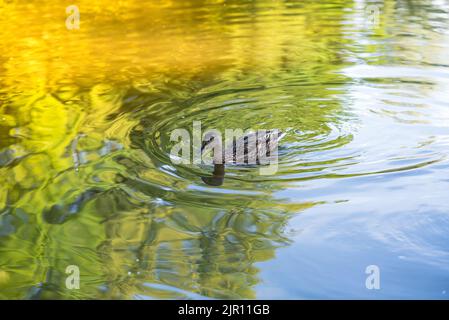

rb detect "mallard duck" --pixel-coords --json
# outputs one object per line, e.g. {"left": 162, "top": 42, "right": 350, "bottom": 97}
{"left": 201, "top": 130, "right": 284, "bottom": 186}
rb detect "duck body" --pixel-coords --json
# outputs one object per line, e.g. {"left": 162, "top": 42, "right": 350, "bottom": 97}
{"left": 201, "top": 130, "right": 284, "bottom": 186}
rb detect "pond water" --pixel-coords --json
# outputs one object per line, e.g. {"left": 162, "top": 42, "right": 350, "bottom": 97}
{"left": 1, "top": 0, "right": 449, "bottom": 299}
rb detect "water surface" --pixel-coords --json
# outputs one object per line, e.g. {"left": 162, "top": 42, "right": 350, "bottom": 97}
{"left": 1, "top": 0, "right": 449, "bottom": 299}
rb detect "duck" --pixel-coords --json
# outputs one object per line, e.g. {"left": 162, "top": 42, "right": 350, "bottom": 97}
{"left": 201, "top": 130, "right": 284, "bottom": 186}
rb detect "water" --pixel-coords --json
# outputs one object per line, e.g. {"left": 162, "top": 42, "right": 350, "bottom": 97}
{"left": 0, "top": 0, "right": 449, "bottom": 299}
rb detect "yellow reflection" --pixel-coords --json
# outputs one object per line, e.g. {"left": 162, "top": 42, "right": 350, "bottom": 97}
{"left": 0, "top": 0, "right": 351, "bottom": 299}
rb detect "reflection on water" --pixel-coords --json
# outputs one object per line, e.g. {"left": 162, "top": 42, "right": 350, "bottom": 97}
{"left": 1, "top": 0, "right": 449, "bottom": 299}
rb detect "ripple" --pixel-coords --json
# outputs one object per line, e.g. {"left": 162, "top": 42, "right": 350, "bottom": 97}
{"left": 1, "top": 0, "right": 449, "bottom": 300}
